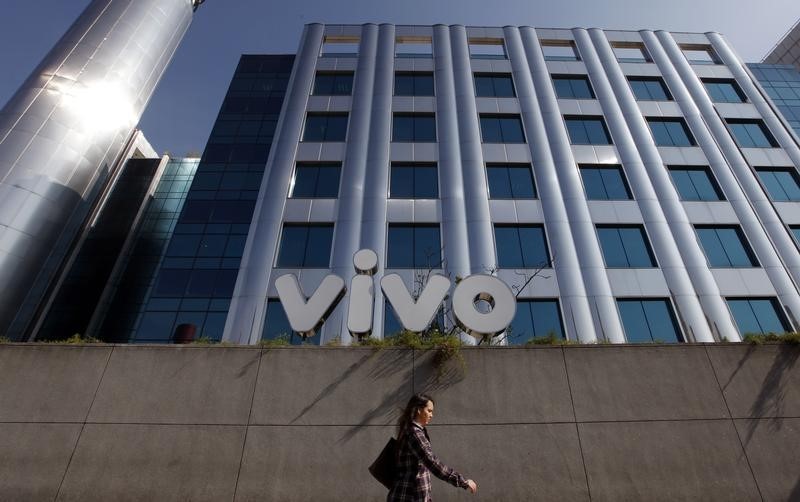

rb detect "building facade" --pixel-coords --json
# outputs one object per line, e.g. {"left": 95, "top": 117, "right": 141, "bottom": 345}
{"left": 21, "top": 24, "right": 800, "bottom": 346}
{"left": 210, "top": 24, "right": 800, "bottom": 346}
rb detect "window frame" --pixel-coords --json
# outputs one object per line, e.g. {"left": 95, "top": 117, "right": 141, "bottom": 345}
{"left": 667, "top": 165, "right": 725, "bottom": 201}
{"left": 474, "top": 73, "right": 516, "bottom": 98}
{"left": 552, "top": 74, "right": 596, "bottom": 99}
{"left": 289, "top": 162, "right": 342, "bottom": 199}
{"left": 596, "top": 224, "right": 658, "bottom": 268}
{"left": 389, "top": 162, "right": 439, "bottom": 199}
{"left": 628, "top": 76, "right": 672, "bottom": 101}
{"left": 506, "top": 299, "right": 566, "bottom": 344}
{"left": 302, "top": 112, "right": 349, "bottom": 142}
{"left": 617, "top": 298, "right": 684, "bottom": 343}
{"left": 754, "top": 167, "right": 800, "bottom": 201}
{"left": 579, "top": 164, "right": 633, "bottom": 200}
{"left": 395, "top": 36, "right": 433, "bottom": 59}
{"left": 469, "top": 38, "right": 508, "bottom": 60}
{"left": 646, "top": 117, "right": 697, "bottom": 147}
{"left": 394, "top": 72, "right": 435, "bottom": 97}
{"left": 392, "top": 113, "right": 437, "bottom": 142}
{"left": 494, "top": 224, "right": 551, "bottom": 269}
{"left": 540, "top": 40, "right": 580, "bottom": 61}
{"left": 276, "top": 223, "right": 335, "bottom": 268}
{"left": 611, "top": 42, "right": 651, "bottom": 63}
{"left": 311, "top": 71, "right": 354, "bottom": 96}
{"left": 479, "top": 114, "right": 527, "bottom": 143}
{"left": 726, "top": 297, "right": 791, "bottom": 335}
{"left": 564, "top": 115, "right": 613, "bottom": 145}
{"left": 320, "top": 36, "right": 360, "bottom": 58}
{"left": 694, "top": 225, "right": 760, "bottom": 268}
{"left": 386, "top": 224, "right": 443, "bottom": 269}
{"left": 702, "top": 78, "right": 747, "bottom": 103}
{"left": 725, "top": 119, "right": 779, "bottom": 148}
{"left": 486, "top": 163, "right": 537, "bottom": 199}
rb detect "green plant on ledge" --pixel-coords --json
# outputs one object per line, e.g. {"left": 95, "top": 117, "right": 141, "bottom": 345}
{"left": 742, "top": 332, "right": 800, "bottom": 345}
{"left": 355, "top": 329, "right": 465, "bottom": 376}
{"left": 259, "top": 334, "right": 291, "bottom": 347}
{"left": 50, "top": 334, "right": 101, "bottom": 344}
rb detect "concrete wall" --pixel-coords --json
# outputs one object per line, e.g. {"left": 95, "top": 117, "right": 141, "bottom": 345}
{"left": 0, "top": 343, "right": 798, "bottom": 501}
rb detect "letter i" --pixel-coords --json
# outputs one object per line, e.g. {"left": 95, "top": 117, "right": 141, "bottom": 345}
{"left": 347, "top": 249, "right": 379, "bottom": 338}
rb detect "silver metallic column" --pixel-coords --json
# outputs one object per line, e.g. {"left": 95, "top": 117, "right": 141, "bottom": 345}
{"left": 433, "top": 25, "right": 471, "bottom": 279}
{"left": 449, "top": 26, "right": 497, "bottom": 273}
{"left": 224, "top": 24, "right": 323, "bottom": 344}
{"left": 505, "top": 27, "right": 600, "bottom": 343}
{"left": 628, "top": 30, "right": 742, "bottom": 341}
{"left": 361, "top": 24, "right": 395, "bottom": 338}
{"left": 331, "top": 24, "right": 378, "bottom": 342}
{"left": 656, "top": 30, "right": 800, "bottom": 328}
{"left": 520, "top": 27, "right": 625, "bottom": 343}
{"left": 0, "top": 0, "right": 198, "bottom": 339}
{"left": 579, "top": 29, "right": 716, "bottom": 342}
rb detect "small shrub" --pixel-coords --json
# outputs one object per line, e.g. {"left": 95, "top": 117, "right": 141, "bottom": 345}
{"left": 742, "top": 332, "right": 800, "bottom": 345}
{"left": 259, "top": 334, "right": 291, "bottom": 347}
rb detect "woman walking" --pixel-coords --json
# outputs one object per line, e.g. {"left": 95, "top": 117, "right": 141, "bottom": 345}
{"left": 388, "top": 394, "right": 477, "bottom": 501}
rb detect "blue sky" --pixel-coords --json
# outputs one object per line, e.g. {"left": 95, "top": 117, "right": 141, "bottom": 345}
{"left": 1, "top": 0, "right": 799, "bottom": 156}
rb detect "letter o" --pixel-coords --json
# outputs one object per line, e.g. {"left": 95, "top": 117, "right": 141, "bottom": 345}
{"left": 452, "top": 275, "right": 516, "bottom": 339}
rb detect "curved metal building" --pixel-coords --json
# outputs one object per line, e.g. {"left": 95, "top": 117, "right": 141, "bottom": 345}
{"left": 0, "top": 0, "right": 202, "bottom": 339}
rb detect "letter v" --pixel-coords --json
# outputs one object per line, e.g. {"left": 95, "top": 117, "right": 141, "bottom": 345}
{"left": 381, "top": 274, "right": 451, "bottom": 333}
{"left": 275, "top": 274, "right": 346, "bottom": 338}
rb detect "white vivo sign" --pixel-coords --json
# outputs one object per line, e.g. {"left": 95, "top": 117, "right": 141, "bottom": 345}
{"left": 275, "top": 249, "right": 516, "bottom": 339}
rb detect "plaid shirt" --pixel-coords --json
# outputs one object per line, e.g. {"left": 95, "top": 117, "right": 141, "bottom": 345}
{"left": 387, "top": 423, "right": 468, "bottom": 502}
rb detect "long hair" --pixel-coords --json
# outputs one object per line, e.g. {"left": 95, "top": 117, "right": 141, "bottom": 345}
{"left": 397, "top": 393, "right": 434, "bottom": 438}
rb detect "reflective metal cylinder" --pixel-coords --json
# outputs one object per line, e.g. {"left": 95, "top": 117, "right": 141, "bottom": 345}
{"left": 0, "top": 0, "right": 197, "bottom": 338}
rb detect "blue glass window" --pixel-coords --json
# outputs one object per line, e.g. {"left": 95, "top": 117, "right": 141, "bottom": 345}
{"left": 262, "top": 299, "right": 304, "bottom": 344}
{"left": 395, "top": 73, "right": 434, "bottom": 96}
{"left": 552, "top": 75, "right": 595, "bottom": 99}
{"left": 755, "top": 167, "right": 800, "bottom": 201}
{"left": 702, "top": 79, "right": 746, "bottom": 103}
{"left": 564, "top": 116, "right": 612, "bottom": 144}
{"left": 486, "top": 164, "right": 536, "bottom": 199}
{"left": 480, "top": 115, "right": 526, "bottom": 143}
{"left": 597, "top": 226, "right": 656, "bottom": 267}
{"left": 387, "top": 225, "right": 441, "bottom": 268}
{"left": 726, "top": 119, "right": 778, "bottom": 148}
{"left": 541, "top": 41, "right": 579, "bottom": 61}
{"left": 668, "top": 166, "right": 724, "bottom": 201}
{"left": 290, "top": 163, "right": 341, "bottom": 198}
{"left": 727, "top": 298, "right": 790, "bottom": 335}
{"left": 276, "top": 224, "right": 334, "bottom": 268}
{"left": 695, "top": 226, "right": 758, "bottom": 267}
{"left": 303, "top": 113, "right": 348, "bottom": 141}
{"left": 618, "top": 299, "right": 683, "bottom": 343}
{"left": 507, "top": 299, "right": 565, "bottom": 344}
{"left": 791, "top": 225, "right": 800, "bottom": 245}
{"left": 647, "top": 118, "right": 696, "bottom": 146}
{"left": 628, "top": 77, "right": 672, "bottom": 101}
{"left": 393, "top": 114, "right": 437, "bottom": 142}
{"left": 580, "top": 165, "right": 632, "bottom": 200}
{"left": 474, "top": 74, "right": 516, "bottom": 97}
{"left": 495, "top": 225, "right": 550, "bottom": 268}
{"left": 312, "top": 72, "right": 354, "bottom": 95}
{"left": 390, "top": 163, "right": 438, "bottom": 198}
